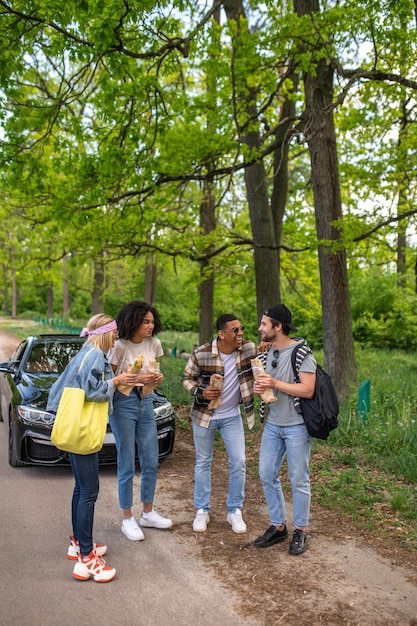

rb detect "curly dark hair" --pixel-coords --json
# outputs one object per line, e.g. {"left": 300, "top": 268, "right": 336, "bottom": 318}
{"left": 116, "top": 300, "right": 163, "bottom": 340}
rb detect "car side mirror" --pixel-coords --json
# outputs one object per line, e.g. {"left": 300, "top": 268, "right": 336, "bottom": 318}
{"left": 0, "top": 361, "right": 19, "bottom": 374}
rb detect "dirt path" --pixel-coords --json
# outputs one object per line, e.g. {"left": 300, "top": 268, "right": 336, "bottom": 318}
{"left": 158, "top": 434, "right": 417, "bottom": 625}
{"left": 0, "top": 326, "right": 20, "bottom": 361}
{"left": 1, "top": 326, "right": 416, "bottom": 625}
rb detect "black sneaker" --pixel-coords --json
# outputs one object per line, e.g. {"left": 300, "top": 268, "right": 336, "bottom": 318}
{"left": 253, "top": 525, "right": 288, "bottom": 548}
{"left": 289, "top": 529, "right": 307, "bottom": 555}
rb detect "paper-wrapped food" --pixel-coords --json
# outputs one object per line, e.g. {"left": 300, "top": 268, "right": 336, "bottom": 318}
{"left": 142, "top": 360, "right": 161, "bottom": 396}
{"left": 117, "top": 354, "right": 144, "bottom": 396}
{"left": 208, "top": 373, "right": 223, "bottom": 410}
{"left": 251, "top": 357, "right": 276, "bottom": 403}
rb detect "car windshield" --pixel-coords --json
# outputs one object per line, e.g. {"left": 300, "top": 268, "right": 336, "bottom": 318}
{"left": 26, "top": 341, "right": 84, "bottom": 374}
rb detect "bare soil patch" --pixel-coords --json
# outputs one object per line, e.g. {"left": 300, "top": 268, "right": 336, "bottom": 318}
{"left": 1, "top": 326, "right": 417, "bottom": 625}
{"left": 158, "top": 422, "right": 417, "bottom": 625}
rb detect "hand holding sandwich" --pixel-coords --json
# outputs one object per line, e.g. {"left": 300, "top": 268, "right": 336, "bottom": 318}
{"left": 117, "top": 354, "right": 145, "bottom": 396}
{"left": 203, "top": 373, "right": 223, "bottom": 410}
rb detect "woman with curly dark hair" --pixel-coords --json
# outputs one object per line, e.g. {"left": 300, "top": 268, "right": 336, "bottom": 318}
{"left": 109, "top": 301, "right": 173, "bottom": 542}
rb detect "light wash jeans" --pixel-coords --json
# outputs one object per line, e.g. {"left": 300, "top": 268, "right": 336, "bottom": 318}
{"left": 110, "top": 390, "right": 158, "bottom": 509}
{"left": 192, "top": 414, "right": 245, "bottom": 513}
{"left": 69, "top": 451, "right": 100, "bottom": 557}
{"left": 259, "top": 422, "right": 312, "bottom": 529}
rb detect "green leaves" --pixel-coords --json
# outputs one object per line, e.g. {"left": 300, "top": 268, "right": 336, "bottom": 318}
{"left": 0, "top": 0, "right": 416, "bottom": 346}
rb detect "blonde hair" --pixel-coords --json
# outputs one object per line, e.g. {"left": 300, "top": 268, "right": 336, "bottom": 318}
{"left": 85, "top": 314, "right": 115, "bottom": 353}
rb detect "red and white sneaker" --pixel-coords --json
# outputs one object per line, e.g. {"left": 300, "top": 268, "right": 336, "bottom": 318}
{"left": 72, "top": 550, "right": 116, "bottom": 583}
{"left": 67, "top": 536, "right": 107, "bottom": 560}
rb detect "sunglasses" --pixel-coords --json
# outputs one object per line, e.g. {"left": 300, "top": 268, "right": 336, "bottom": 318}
{"left": 224, "top": 325, "right": 245, "bottom": 334}
{"left": 271, "top": 349, "right": 279, "bottom": 368}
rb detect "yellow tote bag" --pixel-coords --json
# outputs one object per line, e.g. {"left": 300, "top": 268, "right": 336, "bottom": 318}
{"left": 50, "top": 349, "right": 108, "bottom": 455}
{"left": 51, "top": 388, "right": 108, "bottom": 454}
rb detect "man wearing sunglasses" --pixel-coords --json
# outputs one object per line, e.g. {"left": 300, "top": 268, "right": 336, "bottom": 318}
{"left": 253, "top": 304, "right": 316, "bottom": 556}
{"left": 182, "top": 314, "right": 256, "bottom": 535}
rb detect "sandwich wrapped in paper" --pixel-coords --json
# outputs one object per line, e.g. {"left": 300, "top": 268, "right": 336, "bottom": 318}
{"left": 251, "top": 357, "right": 276, "bottom": 403}
{"left": 208, "top": 373, "right": 223, "bottom": 410}
{"left": 117, "top": 354, "right": 144, "bottom": 396}
{"left": 142, "top": 360, "right": 161, "bottom": 396}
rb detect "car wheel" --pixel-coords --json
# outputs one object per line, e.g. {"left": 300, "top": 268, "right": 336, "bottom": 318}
{"left": 8, "top": 414, "right": 24, "bottom": 468}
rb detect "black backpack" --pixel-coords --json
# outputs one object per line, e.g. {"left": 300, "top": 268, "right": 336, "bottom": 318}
{"left": 291, "top": 343, "right": 339, "bottom": 440}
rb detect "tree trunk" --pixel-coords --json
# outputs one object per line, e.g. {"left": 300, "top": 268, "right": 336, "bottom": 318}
{"left": 223, "top": 0, "right": 280, "bottom": 322}
{"left": 63, "top": 252, "right": 70, "bottom": 315}
{"left": 271, "top": 75, "right": 299, "bottom": 293}
{"left": 414, "top": 257, "right": 417, "bottom": 294}
{"left": 396, "top": 30, "right": 410, "bottom": 284}
{"left": 244, "top": 147, "right": 281, "bottom": 319}
{"left": 144, "top": 258, "right": 157, "bottom": 305}
{"left": 11, "top": 265, "right": 17, "bottom": 318}
{"left": 92, "top": 257, "right": 104, "bottom": 314}
{"left": 47, "top": 287, "right": 53, "bottom": 318}
{"left": 199, "top": 177, "right": 216, "bottom": 345}
{"left": 198, "top": 4, "right": 220, "bottom": 345}
{"left": 294, "top": 0, "right": 357, "bottom": 397}
{"left": 2, "top": 264, "right": 9, "bottom": 315}
{"left": 199, "top": 271, "right": 214, "bottom": 344}
{"left": 397, "top": 204, "right": 407, "bottom": 284}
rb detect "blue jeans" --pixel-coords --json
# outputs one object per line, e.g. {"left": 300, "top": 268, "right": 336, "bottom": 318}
{"left": 259, "top": 422, "right": 312, "bottom": 529}
{"left": 69, "top": 451, "right": 99, "bottom": 558}
{"left": 110, "top": 390, "right": 158, "bottom": 509}
{"left": 193, "top": 414, "right": 245, "bottom": 513}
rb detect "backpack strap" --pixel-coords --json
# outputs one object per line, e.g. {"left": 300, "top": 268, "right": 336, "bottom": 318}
{"left": 291, "top": 340, "right": 313, "bottom": 414}
{"left": 258, "top": 342, "right": 312, "bottom": 421}
{"left": 257, "top": 350, "right": 269, "bottom": 423}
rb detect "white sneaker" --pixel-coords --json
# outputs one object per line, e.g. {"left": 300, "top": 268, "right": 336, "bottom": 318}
{"left": 67, "top": 535, "right": 107, "bottom": 560}
{"left": 227, "top": 508, "right": 247, "bottom": 534}
{"left": 121, "top": 516, "right": 145, "bottom": 541}
{"left": 72, "top": 550, "right": 116, "bottom": 583}
{"left": 193, "top": 509, "right": 210, "bottom": 532}
{"left": 139, "top": 510, "right": 173, "bottom": 529}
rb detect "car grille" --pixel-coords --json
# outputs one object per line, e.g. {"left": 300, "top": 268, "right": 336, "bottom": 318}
{"left": 25, "top": 438, "right": 65, "bottom": 463}
{"left": 98, "top": 445, "right": 118, "bottom": 462}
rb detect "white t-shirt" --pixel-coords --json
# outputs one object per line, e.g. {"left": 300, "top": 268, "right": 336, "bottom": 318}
{"left": 109, "top": 337, "right": 163, "bottom": 387}
{"left": 211, "top": 351, "right": 241, "bottom": 420}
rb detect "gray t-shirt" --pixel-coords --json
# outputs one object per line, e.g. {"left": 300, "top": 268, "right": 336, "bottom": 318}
{"left": 265, "top": 340, "right": 316, "bottom": 427}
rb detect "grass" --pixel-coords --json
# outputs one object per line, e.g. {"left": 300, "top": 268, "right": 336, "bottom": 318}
{"left": 0, "top": 318, "right": 54, "bottom": 339}
{"left": 158, "top": 356, "right": 191, "bottom": 407}
{"left": 159, "top": 330, "right": 199, "bottom": 354}
{"left": 1, "top": 317, "right": 417, "bottom": 551}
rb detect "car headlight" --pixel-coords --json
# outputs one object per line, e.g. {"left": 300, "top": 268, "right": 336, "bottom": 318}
{"left": 17, "top": 405, "right": 56, "bottom": 426}
{"left": 154, "top": 402, "right": 173, "bottom": 418}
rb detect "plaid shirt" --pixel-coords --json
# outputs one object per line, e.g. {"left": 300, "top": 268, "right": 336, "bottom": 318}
{"left": 182, "top": 338, "right": 256, "bottom": 429}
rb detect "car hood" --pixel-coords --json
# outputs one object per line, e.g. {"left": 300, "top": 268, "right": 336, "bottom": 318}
{"left": 16, "top": 372, "right": 59, "bottom": 408}
{"left": 15, "top": 373, "right": 171, "bottom": 410}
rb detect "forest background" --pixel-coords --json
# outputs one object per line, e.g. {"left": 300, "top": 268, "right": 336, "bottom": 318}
{"left": 0, "top": 0, "right": 417, "bottom": 555}
{"left": 1, "top": 0, "right": 417, "bottom": 402}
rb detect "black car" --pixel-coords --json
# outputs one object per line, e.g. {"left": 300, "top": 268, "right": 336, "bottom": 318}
{"left": 0, "top": 334, "right": 175, "bottom": 467}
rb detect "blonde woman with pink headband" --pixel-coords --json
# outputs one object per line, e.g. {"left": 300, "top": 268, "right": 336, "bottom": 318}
{"left": 47, "top": 314, "right": 138, "bottom": 583}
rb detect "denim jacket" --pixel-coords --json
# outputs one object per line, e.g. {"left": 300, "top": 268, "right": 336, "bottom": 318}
{"left": 46, "top": 343, "right": 116, "bottom": 414}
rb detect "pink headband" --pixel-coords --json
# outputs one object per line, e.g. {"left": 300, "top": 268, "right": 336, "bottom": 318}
{"left": 80, "top": 320, "right": 117, "bottom": 337}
